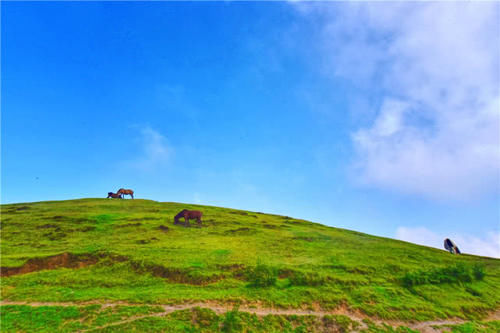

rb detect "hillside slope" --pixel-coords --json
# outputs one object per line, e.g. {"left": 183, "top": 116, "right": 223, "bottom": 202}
{"left": 1, "top": 199, "right": 499, "bottom": 332}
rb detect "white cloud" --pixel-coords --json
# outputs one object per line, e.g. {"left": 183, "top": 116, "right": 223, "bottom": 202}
{"left": 369, "top": 99, "right": 409, "bottom": 137}
{"left": 297, "top": 2, "right": 500, "bottom": 200}
{"left": 130, "top": 126, "right": 171, "bottom": 171}
{"left": 396, "top": 226, "right": 500, "bottom": 258}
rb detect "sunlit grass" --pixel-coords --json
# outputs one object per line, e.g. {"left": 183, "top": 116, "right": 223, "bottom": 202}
{"left": 1, "top": 198, "right": 499, "bottom": 325}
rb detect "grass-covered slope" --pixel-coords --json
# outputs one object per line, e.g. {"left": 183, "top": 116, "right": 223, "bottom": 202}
{"left": 1, "top": 199, "right": 499, "bottom": 326}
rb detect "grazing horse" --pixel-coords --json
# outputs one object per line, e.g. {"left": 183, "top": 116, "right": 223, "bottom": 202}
{"left": 117, "top": 188, "right": 134, "bottom": 199}
{"left": 174, "top": 209, "right": 203, "bottom": 227}
{"left": 107, "top": 192, "right": 122, "bottom": 199}
{"left": 444, "top": 238, "right": 461, "bottom": 254}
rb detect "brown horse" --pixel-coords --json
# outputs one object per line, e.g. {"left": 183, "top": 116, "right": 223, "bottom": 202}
{"left": 174, "top": 209, "right": 203, "bottom": 227}
{"left": 117, "top": 188, "right": 134, "bottom": 199}
{"left": 107, "top": 192, "right": 122, "bottom": 199}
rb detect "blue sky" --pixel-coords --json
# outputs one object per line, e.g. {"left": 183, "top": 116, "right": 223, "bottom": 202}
{"left": 1, "top": 2, "right": 499, "bottom": 257}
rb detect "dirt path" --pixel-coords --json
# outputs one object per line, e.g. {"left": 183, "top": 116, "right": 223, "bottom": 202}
{"left": 1, "top": 300, "right": 498, "bottom": 332}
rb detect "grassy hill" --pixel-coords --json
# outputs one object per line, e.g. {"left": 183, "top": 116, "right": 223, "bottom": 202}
{"left": 1, "top": 199, "right": 499, "bottom": 332}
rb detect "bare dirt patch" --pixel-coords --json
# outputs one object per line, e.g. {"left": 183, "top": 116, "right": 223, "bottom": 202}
{"left": 0, "top": 253, "right": 101, "bottom": 277}
{"left": 116, "top": 223, "right": 142, "bottom": 228}
{"left": 157, "top": 225, "right": 169, "bottom": 232}
{"left": 78, "top": 226, "right": 96, "bottom": 232}
{"left": 37, "top": 224, "right": 60, "bottom": 230}
{"left": 224, "top": 227, "right": 255, "bottom": 235}
{"left": 2, "top": 300, "right": 497, "bottom": 333}
{"left": 130, "top": 261, "right": 224, "bottom": 285}
{"left": 215, "top": 264, "right": 244, "bottom": 271}
{"left": 261, "top": 223, "right": 279, "bottom": 229}
{"left": 1, "top": 252, "right": 223, "bottom": 285}
{"left": 229, "top": 211, "right": 249, "bottom": 216}
{"left": 284, "top": 220, "right": 302, "bottom": 225}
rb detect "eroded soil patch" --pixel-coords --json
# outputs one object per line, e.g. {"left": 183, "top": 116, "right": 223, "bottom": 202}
{"left": 157, "top": 225, "right": 169, "bottom": 232}
{"left": 37, "top": 224, "right": 60, "bottom": 230}
{"left": 1, "top": 253, "right": 225, "bottom": 285}
{"left": 115, "top": 223, "right": 142, "bottom": 228}
{"left": 130, "top": 261, "right": 224, "bottom": 285}
{"left": 2, "top": 301, "right": 498, "bottom": 333}
{"left": 224, "top": 227, "right": 256, "bottom": 235}
{"left": 0, "top": 253, "right": 102, "bottom": 277}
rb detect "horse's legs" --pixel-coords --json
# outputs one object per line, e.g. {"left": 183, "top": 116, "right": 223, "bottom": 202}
{"left": 184, "top": 217, "right": 190, "bottom": 227}
{"left": 131, "top": 193, "right": 134, "bottom": 199}
{"left": 197, "top": 217, "right": 202, "bottom": 225}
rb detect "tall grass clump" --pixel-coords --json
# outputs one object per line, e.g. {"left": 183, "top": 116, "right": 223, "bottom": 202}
{"left": 288, "top": 271, "right": 326, "bottom": 286}
{"left": 402, "top": 263, "right": 485, "bottom": 287}
{"left": 221, "top": 306, "right": 242, "bottom": 332}
{"left": 246, "top": 264, "right": 278, "bottom": 287}
{"left": 472, "top": 264, "right": 486, "bottom": 280}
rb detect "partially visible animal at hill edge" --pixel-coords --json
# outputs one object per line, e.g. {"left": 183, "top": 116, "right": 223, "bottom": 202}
{"left": 107, "top": 192, "right": 122, "bottom": 199}
{"left": 118, "top": 188, "right": 134, "bottom": 199}
{"left": 444, "top": 238, "right": 461, "bottom": 254}
{"left": 174, "top": 209, "right": 203, "bottom": 227}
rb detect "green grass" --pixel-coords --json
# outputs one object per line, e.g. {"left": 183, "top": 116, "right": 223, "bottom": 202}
{"left": 0, "top": 305, "right": 411, "bottom": 332}
{"left": 1, "top": 198, "right": 499, "bottom": 331}
{"left": 435, "top": 320, "right": 500, "bottom": 333}
{"left": 401, "top": 263, "right": 486, "bottom": 287}
{"left": 0, "top": 304, "right": 165, "bottom": 332}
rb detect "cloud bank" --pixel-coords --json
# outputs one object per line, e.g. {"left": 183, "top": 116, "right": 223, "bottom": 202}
{"left": 299, "top": 2, "right": 500, "bottom": 200}
{"left": 396, "top": 226, "right": 500, "bottom": 259}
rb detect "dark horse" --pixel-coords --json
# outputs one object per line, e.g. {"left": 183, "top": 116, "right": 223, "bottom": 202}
{"left": 107, "top": 192, "right": 122, "bottom": 199}
{"left": 444, "top": 238, "right": 461, "bottom": 254}
{"left": 174, "top": 209, "right": 203, "bottom": 227}
{"left": 117, "top": 188, "right": 134, "bottom": 199}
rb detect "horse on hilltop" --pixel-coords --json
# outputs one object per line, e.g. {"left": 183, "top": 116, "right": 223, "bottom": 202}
{"left": 174, "top": 209, "right": 203, "bottom": 227}
{"left": 117, "top": 188, "right": 134, "bottom": 199}
{"left": 107, "top": 192, "right": 122, "bottom": 199}
{"left": 444, "top": 238, "right": 461, "bottom": 254}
